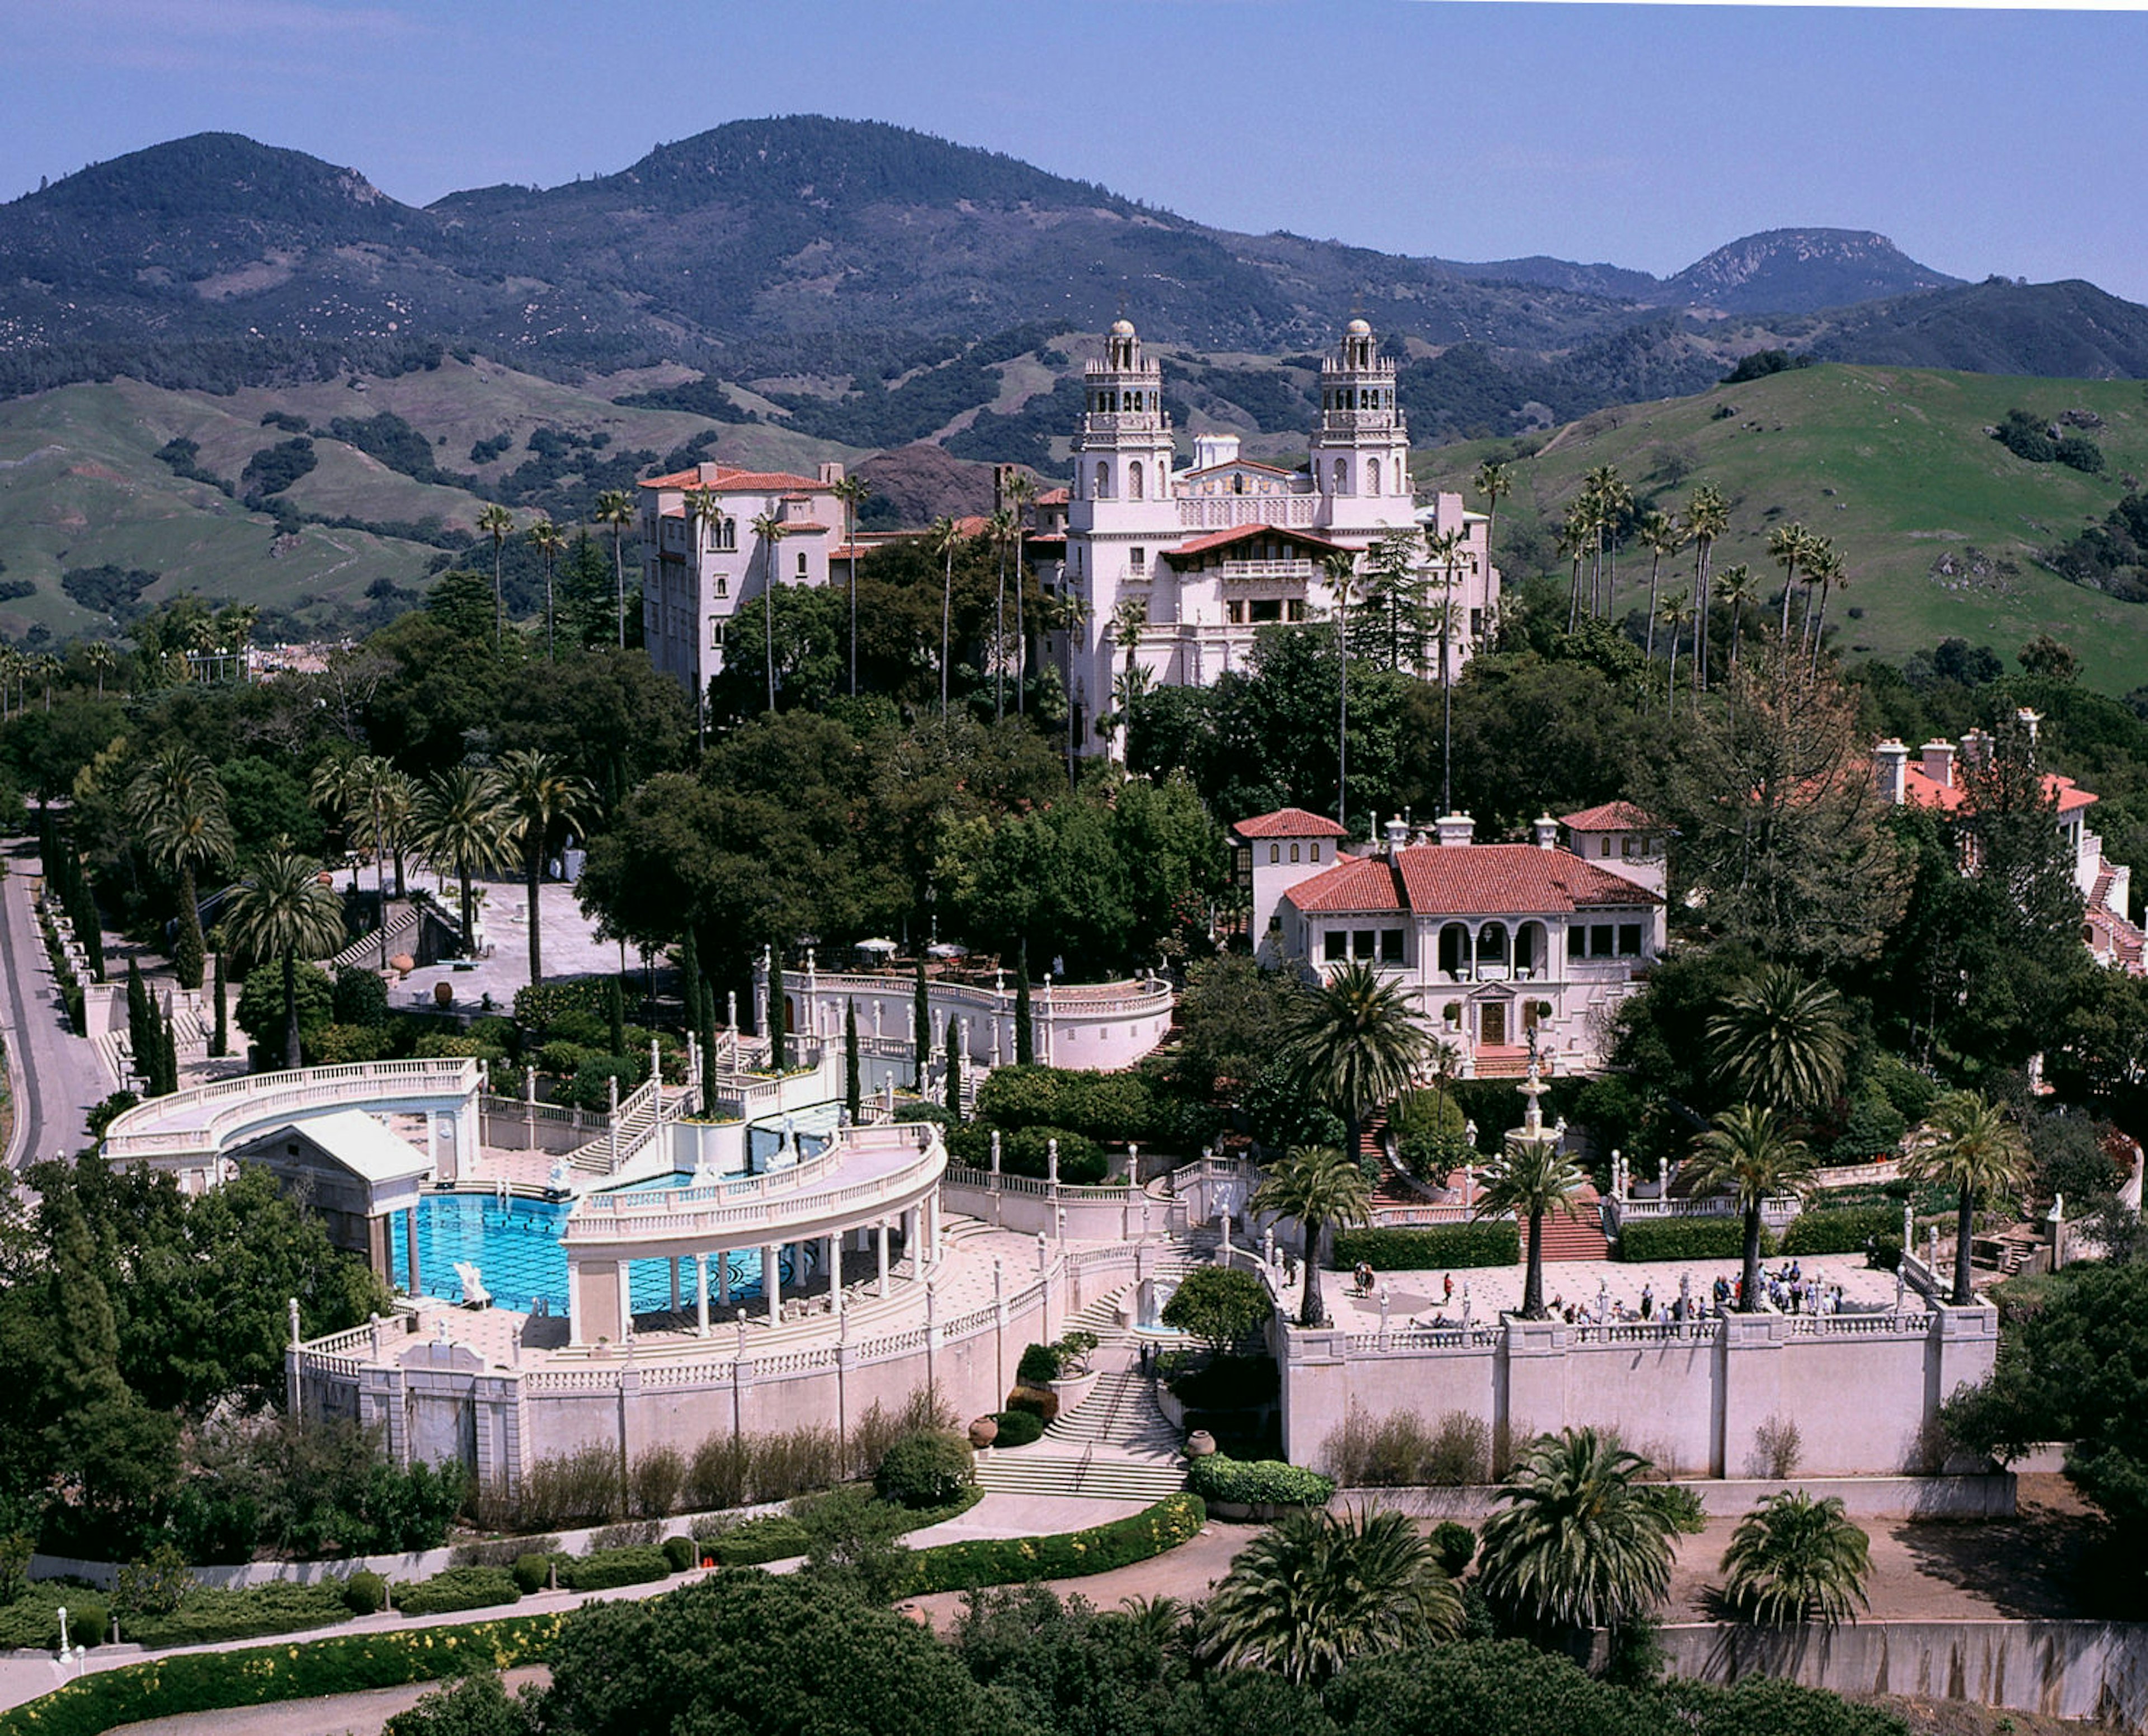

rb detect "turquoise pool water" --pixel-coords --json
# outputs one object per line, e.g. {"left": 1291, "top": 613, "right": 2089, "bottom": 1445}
{"left": 393, "top": 1191, "right": 819, "bottom": 1317}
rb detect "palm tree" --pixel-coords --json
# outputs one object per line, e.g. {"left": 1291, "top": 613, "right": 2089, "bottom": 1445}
{"left": 413, "top": 765, "right": 512, "bottom": 953}
{"left": 1477, "top": 1427, "right": 1685, "bottom": 1637}
{"left": 984, "top": 507, "right": 1015, "bottom": 720}
{"left": 1802, "top": 540, "right": 1841, "bottom": 676}
{"left": 1906, "top": 1091, "right": 2031, "bottom": 1306}
{"left": 1280, "top": 957, "right": 1430, "bottom": 1172}
{"left": 751, "top": 510, "right": 785, "bottom": 715}
{"left": 1716, "top": 564, "right": 1756, "bottom": 682}
{"left": 1659, "top": 589, "right": 1692, "bottom": 718}
{"left": 831, "top": 473, "right": 870, "bottom": 697}
{"left": 528, "top": 516, "right": 566, "bottom": 661}
{"left": 929, "top": 515, "right": 963, "bottom": 720}
{"left": 1684, "top": 1105, "right": 1817, "bottom": 1311}
{"left": 1683, "top": 483, "right": 1729, "bottom": 688}
{"left": 1199, "top": 1506, "right": 1462, "bottom": 1683}
{"left": 1320, "top": 548, "right": 1358, "bottom": 824}
{"left": 1003, "top": 470, "right": 1037, "bottom": 709}
{"left": 307, "top": 754, "right": 369, "bottom": 887}
{"left": 1472, "top": 459, "right": 1511, "bottom": 616}
{"left": 1561, "top": 494, "right": 1595, "bottom": 632}
{"left": 1637, "top": 508, "right": 1682, "bottom": 662}
{"left": 1720, "top": 1490, "right": 1871, "bottom": 1628}
{"left": 1707, "top": 965, "right": 1850, "bottom": 1118}
{"left": 1472, "top": 1136, "right": 1588, "bottom": 1320}
{"left": 475, "top": 502, "right": 516, "bottom": 648}
{"left": 1767, "top": 522, "right": 1810, "bottom": 643}
{"left": 496, "top": 749, "right": 595, "bottom": 987}
{"left": 1107, "top": 595, "right": 1148, "bottom": 753}
{"left": 1428, "top": 595, "right": 1463, "bottom": 817}
{"left": 222, "top": 850, "right": 346, "bottom": 1070}
{"left": 342, "top": 753, "right": 402, "bottom": 968}
{"left": 1250, "top": 1144, "right": 1373, "bottom": 1327}
{"left": 591, "top": 488, "right": 636, "bottom": 650}
{"left": 83, "top": 640, "right": 117, "bottom": 699}
{"left": 376, "top": 767, "right": 417, "bottom": 899}
{"left": 126, "top": 744, "right": 233, "bottom": 992}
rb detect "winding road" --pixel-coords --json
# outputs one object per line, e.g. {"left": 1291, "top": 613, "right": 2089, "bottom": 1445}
{"left": 0, "top": 837, "right": 111, "bottom": 1171}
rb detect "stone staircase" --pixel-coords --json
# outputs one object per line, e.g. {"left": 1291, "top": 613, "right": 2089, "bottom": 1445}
{"left": 328, "top": 903, "right": 424, "bottom": 974}
{"left": 1540, "top": 1187, "right": 1612, "bottom": 1261}
{"left": 566, "top": 1080, "right": 663, "bottom": 1175}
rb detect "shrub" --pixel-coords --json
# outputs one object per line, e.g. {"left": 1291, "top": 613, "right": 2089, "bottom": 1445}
{"left": 534, "top": 1039, "right": 593, "bottom": 1078}
{"left": 1750, "top": 1414, "right": 1803, "bottom": 1480}
{"left": 844, "top": 1391, "right": 956, "bottom": 1482}
{"left": 563, "top": 1054, "right": 640, "bottom": 1112}
{"left": 972, "top": 1065, "right": 1161, "bottom": 1144}
{"left": 988, "top": 1410, "right": 1044, "bottom": 1447}
{"left": 1781, "top": 1205, "right": 1900, "bottom": 1257}
{"left": 1432, "top": 1520, "right": 1477, "bottom": 1577}
{"left": 695, "top": 1515, "right": 808, "bottom": 1566}
{"left": 331, "top": 965, "right": 390, "bottom": 1029}
{"left": 1323, "top": 1407, "right": 1492, "bottom": 1488}
{"left": 685, "top": 1435, "right": 750, "bottom": 1512}
{"left": 874, "top": 1431, "right": 975, "bottom": 1510}
{"left": 113, "top": 1542, "right": 193, "bottom": 1618}
{"left": 1005, "top": 1386, "right": 1058, "bottom": 1423}
{"left": 661, "top": 1534, "right": 698, "bottom": 1573}
{"left": 1158, "top": 1266, "right": 1272, "bottom": 1351}
{"left": 1016, "top": 1342, "right": 1063, "bottom": 1384}
{"left": 1332, "top": 1223, "right": 1520, "bottom": 1271}
{"left": 308, "top": 1022, "right": 392, "bottom": 1065}
{"left": 516, "top": 1445, "right": 624, "bottom": 1529}
{"left": 948, "top": 1121, "right": 1109, "bottom": 1184}
{"left": 750, "top": 1426, "right": 841, "bottom": 1503}
{"left": 449, "top": 1534, "right": 558, "bottom": 1570}
{"left": 555, "top": 1544, "right": 672, "bottom": 1592}
{"left": 590, "top": 1519, "right": 660, "bottom": 1549}
{"left": 392, "top": 1567, "right": 520, "bottom": 1616}
{"left": 108, "top": 1582, "right": 349, "bottom": 1649}
{"left": 1185, "top": 1454, "right": 1336, "bottom": 1507}
{"left": 1165, "top": 1354, "right": 1279, "bottom": 1410}
{"left": 341, "top": 1570, "right": 387, "bottom": 1615}
{"left": 510, "top": 1554, "right": 553, "bottom": 1596}
{"left": 898, "top": 1494, "right": 1206, "bottom": 1596}
{"left": 1617, "top": 1216, "right": 1772, "bottom": 1262}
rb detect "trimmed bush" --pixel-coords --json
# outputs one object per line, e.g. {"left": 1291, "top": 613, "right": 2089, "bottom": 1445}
{"left": 1431, "top": 1521, "right": 1476, "bottom": 1577}
{"left": 899, "top": 1493, "right": 1205, "bottom": 1596}
{"left": 392, "top": 1567, "right": 520, "bottom": 1616}
{"left": 695, "top": 1515, "right": 808, "bottom": 1566}
{"left": 988, "top": 1410, "right": 1044, "bottom": 1447}
{"left": 511, "top": 1553, "right": 554, "bottom": 1596}
{"left": 1617, "top": 1216, "right": 1773, "bottom": 1262}
{"left": 0, "top": 1614, "right": 558, "bottom": 1736}
{"left": 341, "top": 1571, "right": 387, "bottom": 1615}
{"left": 112, "top": 1583, "right": 351, "bottom": 1650}
{"left": 590, "top": 1519, "right": 661, "bottom": 1549}
{"left": 1186, "top": 1454, "right": 1336, "bottom": 1507}
{"left": 949, "top": 1122, "right": 1108, "bottom": 1185}
{"left": 662, "top": 1534, "right": 698, "bottom": 1573}
{"left": 1781, "top": 1205, "right": 1902, "bottom": 1257}
{"left": 555, "top": 1544, "right": 672, "bottom": 1591}
{"left": 1005, "top": 1385, "right": 1058, "bottom": 1423}
{"left": 1016, "top": 1342, "right": 1063, "bottom": 1384}
{"left": 1323, "top": 1407, "right": 1490, "bottom": 1488}
{"left": 972, "top": 1065, "right": 1161, "bottom": 1144}
{"left": 1333, "top": 1223, "right": 1520, "bottom": 1271}
{"left": 874, "top": 1431, "right": 975, "bottom": 1510}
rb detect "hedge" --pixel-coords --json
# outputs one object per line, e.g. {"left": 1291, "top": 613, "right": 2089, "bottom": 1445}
{"left": 698, "top": 1515, "right": 808, "bottom": 1566}
{"left": 1617, "top": 1216, "right": 1773, "bottom": 1262}
{"left": 1334, "top": 1224, "right": 1519, "bottom": 1271}
{"left": 898, "top": 1493, "right": 1205, "bottom": 1596}
{"left": 971, "top": 1065, "right": 1161, "bottom": 1144}
{"left": 0, "top": 1614, "right": 565, "bottom": 1736}
{"left": 1186, "top": 1455, "right": 1336, "bottom": 1507}
{"left": 988, "top": 1410, "right": 1044, "bottom": 1447}
{"left": 392, "top": 1566, "right": 521, "bottom": 1616}
{"left": 555, "top": 1544, "right": 672, "bottom": 1592}
{"left": 1780, "top": 1205, "right": 1904, "bottom": 1257}
{"left": 120, "top": 1581, "right": 352, "bottom": 1649}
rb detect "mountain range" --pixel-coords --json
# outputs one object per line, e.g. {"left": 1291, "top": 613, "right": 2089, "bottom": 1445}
{"left": 4, "top": 115, "right": 2148, "bottom": 448}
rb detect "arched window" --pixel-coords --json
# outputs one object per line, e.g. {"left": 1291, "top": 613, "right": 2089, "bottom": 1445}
{"left": 1438, "top": 922, "right": 1473, "bottom": 978}
{"left": 1289, "top": 842, "right": 1301, "bottom": 863}
{"left": 1309, "top": 843, "right": 1321, "bottom": 862}
{"left": 1095, "top": 462, "right": 1111, "bottom": 499}
{"left": 1477, "top": 922, "right": 1510, "bottom": 967}
{"left": 1129, "top": 461, "right": 1144, "bottom": 501}
{"left": 1269, "top": 844, "right": 1280, "bottom": 864}
{"left": 1367, "top": 457, "right": 1382, "bottom": 496}
{"left": 1332, "top": 459, "right": 1347, "bottom": 492}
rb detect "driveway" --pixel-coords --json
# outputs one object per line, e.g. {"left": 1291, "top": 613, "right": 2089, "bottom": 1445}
{"left": 0, "top": 837, "right": 110, "bottom": 1170}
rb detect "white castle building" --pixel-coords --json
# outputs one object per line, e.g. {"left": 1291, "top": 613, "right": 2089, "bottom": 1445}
{"left": 1056, "top": 318, "right": 1499, "bottom": 755}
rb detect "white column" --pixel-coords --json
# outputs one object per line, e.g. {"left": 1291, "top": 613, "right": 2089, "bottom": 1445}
{"left": 931, "top": 1191, "right": 943, "bottom": 1264}
{"left": 878, "top": 1220, "right": 891, "bottom": 1297}
{"left": 825, "top": 1232, "right": 842, "bottom": 1317}
{"left": 695, "top": 1253, "right": 709, "bottom": 1337}
{"left": 765, "top": 1243, "right": 781, "bottom": 1326}
{"left": 669, "top": 1257, "right": 681, "bottom": 1314}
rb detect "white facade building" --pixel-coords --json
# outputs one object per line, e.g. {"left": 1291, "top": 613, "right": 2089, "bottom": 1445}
{"left": 1057, "top": 319, "right": 1499, "bottom": 754}
{"left": 638, "top": 460, "right": 850, "bottom": 706}
{"left": 1235, "top": 803, "right": 1665, "bottom": 1075}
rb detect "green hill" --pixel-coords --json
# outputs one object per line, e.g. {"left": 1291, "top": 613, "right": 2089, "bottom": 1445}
{"left": 1416, "top": 364, "right": 2148, "bottom": 695}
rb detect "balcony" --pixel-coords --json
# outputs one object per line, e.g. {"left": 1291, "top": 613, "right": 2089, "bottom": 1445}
{"left": 1219, "top": 559, "right": 1315, "bottom": 583}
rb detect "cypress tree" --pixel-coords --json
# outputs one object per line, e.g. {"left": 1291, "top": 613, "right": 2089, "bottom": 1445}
{"left": 607, "top": 975, "right": 627, "bottom": 1058}
{"left": 210, "top": 950, "right": 228, "bottom": 1058}
{"left": 159, "top": 999, "right": 180, "bottom": 1096}
{"left": 945, "top": 1014, "right": 963, "bottom": 1120}
{"left": 681, "top": 929, "right": 703, "bottom": 1032}
{"left": 844, "top": 998, "right": 861, "bottom": 1123}
{"left": 913, "top": 955, "right": 930, "bottom": 1091}
{"left": 767, "top": 958, "right": 787, "bottom": 1071}
{"left": 1015, "top": 940, "right": 1034, "bottom": 1067}
{"left": 699, "top": 976, "right": 719, "bottom": 1117}
{"left": 125, "top": 960, "right": 151, "bottom": 1086}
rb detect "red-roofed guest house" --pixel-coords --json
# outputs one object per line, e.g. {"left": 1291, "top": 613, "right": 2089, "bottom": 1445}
{"left": 1235, "top": 807, "right": 1665, "bottom": 1075}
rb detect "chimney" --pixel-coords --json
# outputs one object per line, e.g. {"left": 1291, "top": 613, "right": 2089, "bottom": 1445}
{"left": 1960, "top": 728, "right": 1993, "bottom": 773}
{"left": 1193, "top": 432, "right": 1242, "bottom": 472}
{"left": 1533, "top": 815, "right": 1560, "bottom": 850}
{"left": 1435, "top": 812, "right": 1475, "bottom": 848}
{"left": 1919, "top": 740, "right": 1955, "bottom": 790}
{"left": 818, "top": 461, "right": 846, "bottom": 488}
{"left": 1383, "top": 814, "right": 1410, "bottom": 855}
{"left": 2015, "top": 707, "right": 2042, "bottom": 744}
{"left": 1873, "top": 739, "right": 1909, "bottom": 804}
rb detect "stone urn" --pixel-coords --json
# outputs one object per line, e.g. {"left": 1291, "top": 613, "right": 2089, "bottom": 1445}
{"left": 433, "top": 980, "right": 454, "bottom": 1008}
{"left": 390, "top": 954, "right": 416, "bottom": 975}
{"left": 1185, "top": 1429, "right": 1218, "bottom": 1460}
{"left": 968, "top": 1415, "right": 999, "bottom": 1450}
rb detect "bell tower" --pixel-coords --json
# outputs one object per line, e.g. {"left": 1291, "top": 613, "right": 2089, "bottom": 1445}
{"left": 1073, "top": 320, "right": 1175, "bottom": 509}
{"left": 1310, "top": 319, "right": 1410, "bottom": 512}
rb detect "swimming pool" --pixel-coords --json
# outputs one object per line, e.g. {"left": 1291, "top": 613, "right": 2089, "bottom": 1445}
{"left": 392, "top": 1191, "right": 819, "bottom": 1317}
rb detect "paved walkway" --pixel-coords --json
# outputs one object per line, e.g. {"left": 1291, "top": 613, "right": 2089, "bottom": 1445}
{"left": 0, "top": 838, "right": 112, "bottom": 1170}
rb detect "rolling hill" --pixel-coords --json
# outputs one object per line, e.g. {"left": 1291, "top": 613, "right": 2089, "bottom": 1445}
{"left": 1414, "top": 364, "right": 2148, "bottom": 695}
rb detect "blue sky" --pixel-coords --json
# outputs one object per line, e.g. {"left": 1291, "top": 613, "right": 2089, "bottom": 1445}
{"left": 3, "top": 0, "right": 2144, "bottom": 300}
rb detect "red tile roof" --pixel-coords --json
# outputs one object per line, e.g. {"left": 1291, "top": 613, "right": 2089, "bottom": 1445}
{"left": 639, "top": 465, "right": 831, "bottom": 493}
{"left": 1183, "top": 459, "right": 1298, "bottom": 479}
{"left": 1034, "top": 487, "right": 1070, "bottom": 506}
{"left": 1288, "top": 843, "right": 1659, "bottom": 917}
{"left": 1901, "top": 766, "right": 2097, "bottom": 815}
{"left": 1561, "top": 800, "right": 1656, "bottom": 831}
{"left": 1235, "top": 808, "right": 1351, "bottom": 839}
{"left": 1166, "top": 524, "right": 1348, "bottom": 561}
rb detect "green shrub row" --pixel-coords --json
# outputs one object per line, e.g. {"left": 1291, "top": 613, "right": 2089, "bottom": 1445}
{"left": 0, "top": 1579, "right": 360, "bottom": 1652}
{"left": 554, "top": 1544, "right": 672, "bottom": 1592}
{"left": 0, "top": 1614, "right": 563, "bottom": 1736}
{"left": 1332, "top": 1223, "right": 1520, "bottom": 1271}
{"left": 1617, "top": 1216, "right": 1772, "bottom": 1263}
{"left": 948, "top": 1122, "right": 1108, "bottom": 1185}
{"left": 971, "top": 1066, "right": 1162, "bottom": 1144}
{"left": 693, "top": 1515, "right": 808, "bottom": 1566}
{"left": 1185, "top": 1455, "right": 1336, "bottom": 1507}
{"left": 1780, "top": 1204, "right": 1904, "bottom": 1257}
{"left": 898, "top": 1494, "right": 1206, "bottom": 1596}
{"left": 987, "top": 1410, "right": 1044, "bottom": 1447}
{"left": 391, "top": 1565, "right": 521, "bottom": 1616}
